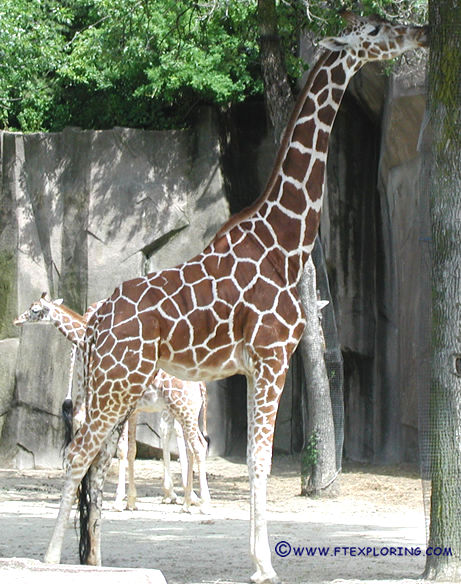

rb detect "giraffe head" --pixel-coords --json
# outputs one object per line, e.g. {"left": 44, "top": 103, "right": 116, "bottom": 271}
{"left": 13, "top": 293, "right": 63, "bottom": 326}
{"left": 319, "top": 12, "right": 428, "bottom": 61}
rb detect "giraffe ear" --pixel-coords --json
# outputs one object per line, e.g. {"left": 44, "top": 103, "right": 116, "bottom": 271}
{"left": 54, "top": 298, "right": 64, "bottom": 305}
{"left": 317, "top": 300, "right": 329, "bottom": 311}
{"left": 40, "top": 292, "right": 51, "bottom": 303}
{"left": 319, "top": 37, "right": 348, "bottom": 51}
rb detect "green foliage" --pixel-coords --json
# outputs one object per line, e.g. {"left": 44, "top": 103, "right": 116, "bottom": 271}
{"left": 0, "top": 0, "right": 428, "bottom": 132}
{"left": 0, "top": 0, "right": 70, "bottom": 131}
{"left": 301, "top": 429, "right": 319, "bottom": 476}
{"left": 305, "top": 0, "right": 427, "bottom": 35}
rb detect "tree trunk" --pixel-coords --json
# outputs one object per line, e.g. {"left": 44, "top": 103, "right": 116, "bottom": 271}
{"left": 298, "top": 256, "right": 339, "bottom": 496}
{"left": 311, "top": 239, "right": 344, "bottom": 472}
{"left": 423, "top": 0, "right": 461, "bottom": 579}
{"left": 257, "top": 0, "right": 294, "bottom": 143}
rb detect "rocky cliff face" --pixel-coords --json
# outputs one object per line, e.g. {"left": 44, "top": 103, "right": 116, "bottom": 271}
{"left": 0, "top": 111, "right": 229, "bottom": 467}
{"left": 0, "top": 55, "right": 429, "bottom": 468}
{"left": 322, "top": 53, "right": 429, "bottom": 463}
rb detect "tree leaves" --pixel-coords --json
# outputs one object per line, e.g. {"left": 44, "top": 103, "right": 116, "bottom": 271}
{"left": 0, "top": 0, "right": 427, "bottom": 132}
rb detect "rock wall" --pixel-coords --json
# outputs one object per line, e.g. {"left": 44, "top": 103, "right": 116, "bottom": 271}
{"left": 321, "top": 53, "right": 429, "bottom": 463}
{"left": 0, "top": 110, "right": 230, "bottom": 467}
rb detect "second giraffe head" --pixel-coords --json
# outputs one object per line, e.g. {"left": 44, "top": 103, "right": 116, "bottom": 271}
{"left": 14, "top": 293, "right": 63, "bottom": 326}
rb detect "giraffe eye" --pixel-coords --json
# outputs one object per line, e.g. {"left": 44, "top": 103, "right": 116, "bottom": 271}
{"left": 369, "top": 26, "right": 381, "bottom": 36}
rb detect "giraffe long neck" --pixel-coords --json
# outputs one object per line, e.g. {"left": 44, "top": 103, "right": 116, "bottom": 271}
{"left": 46, "top": 305, "right": 86, "bottom": 346}
{"left": 254, "top": 50, "right": 360, "bottom": 282}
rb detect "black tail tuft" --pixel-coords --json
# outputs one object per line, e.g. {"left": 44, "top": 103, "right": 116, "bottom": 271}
{"left": 61, "top": 398, "right": 74, "bottom": 449}
{"left": 204, "top": 434, "right": 211, "bottom": 452}
{"left": 78, "top": 471, "right": 91, "bottom": 564}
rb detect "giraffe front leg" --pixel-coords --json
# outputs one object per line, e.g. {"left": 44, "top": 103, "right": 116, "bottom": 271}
{"left": 44, "top": 466, "right": 82, "bottom": 564}
{"left": 247, "top": 374, "right": 284, "bottom": 584}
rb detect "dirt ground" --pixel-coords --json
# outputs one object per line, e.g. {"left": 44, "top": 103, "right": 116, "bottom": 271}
{"left": 0, "top": 455, "right": 431, "bottom": 584}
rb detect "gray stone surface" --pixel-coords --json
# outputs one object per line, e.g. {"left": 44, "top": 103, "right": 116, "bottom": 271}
{"left": 0, "top": 325, "right": 71, "bottom": 468}
{"left": 0, "top": 339, "right": 19, "bottom": 440}
{"left": 320, "top": 54, "right": 428, "bottom": 463}
{"left": 0, "top": 109, "right": 230, "bottom": 468}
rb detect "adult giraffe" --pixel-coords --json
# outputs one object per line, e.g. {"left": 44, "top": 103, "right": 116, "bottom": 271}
{"left": 44, "top": 13, "right": 427, "bottom": 583}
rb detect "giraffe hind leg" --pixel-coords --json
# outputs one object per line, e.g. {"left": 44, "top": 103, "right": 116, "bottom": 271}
{"left": 174, "top": 420, "right": 200, "bottom": 505}
{"left": 44, "top": 431, "right": 99, "bottom": 564}
{"left": 79, "top": 421, "right": 125, "bottom": 565}
{"left": 45, "top": 413, "right": 128, "bottom": 564}
{"left": 192, "top": 430, "right": 211, "bottom": 513}
{"left": 181, "top": 425, "right": 211, "bottom": 513}
{"left": 181, "top": 443, "right": 195, "bottom": 513}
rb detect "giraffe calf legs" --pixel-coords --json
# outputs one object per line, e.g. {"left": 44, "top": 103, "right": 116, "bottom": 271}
{"left": 182, "top": 431, "right": 211, "bottom": 514}
{"left": 125, "top": 412, "right": 138, "bottom": 510}
{"left": 113, "top": 421, "right": 129, "bottom": 511}
{"left": 161, "top": 412, "right": 180, "bottom": 504}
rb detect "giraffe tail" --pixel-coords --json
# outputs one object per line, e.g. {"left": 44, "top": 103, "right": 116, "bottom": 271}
{"left": 62, "top": 344, "right": 77, "bottom": 452}
{"left": 78, "top": 470, "right": 91, "bottom": 564}
{"left": 199, "top": 382, "right": 210, "bottom": 451}
{"left": 77, "top": 325, "right": 95, "bottom": 565}
{"left": 61, "top": 398, "right": 74, "bottom": 449}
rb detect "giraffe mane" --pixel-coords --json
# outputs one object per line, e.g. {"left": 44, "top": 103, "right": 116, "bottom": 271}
{"left": 41, "top": 295, "right": 86, "bottom": 326}
{"left": 63, "top": 305, "right": 86, "bottom": 325}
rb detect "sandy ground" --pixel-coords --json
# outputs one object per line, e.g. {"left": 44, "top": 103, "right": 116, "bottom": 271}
{"left": 0, "top": 455, "right": 432, "bottom": 584}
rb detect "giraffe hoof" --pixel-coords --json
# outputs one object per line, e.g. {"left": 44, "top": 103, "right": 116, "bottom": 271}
{"left": 112, "top": 501, "right": 125, "bottom": 512}
{"left": 250, "top": 570, "right": 280, "bottom": 584}
{"left": 126, "top": 497, "right": 137, "bottom": 510}
{"left": 189, "top": 491, "right": 200, "bottom": 505}
{"left": 162, "top": 495, "right": 178, "bottom": 505}
{"left": 199, "top": 501, "right": 212, "bottom": 515}
{"left": 181, "top": 503, "right": 192, "bottom": 514}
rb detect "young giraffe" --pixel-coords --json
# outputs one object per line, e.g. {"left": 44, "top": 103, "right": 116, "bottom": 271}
{"left": 115, "top": 371, "right": 209, "bottom": 511}
{"left": 14, "top": 295, "right": 210, "bottom": 511}
{"left": 115, "top": 408, "right": 193, "bottom": 509}
{"left": 43, "top": 13, "right": 427, "bottom": 582}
